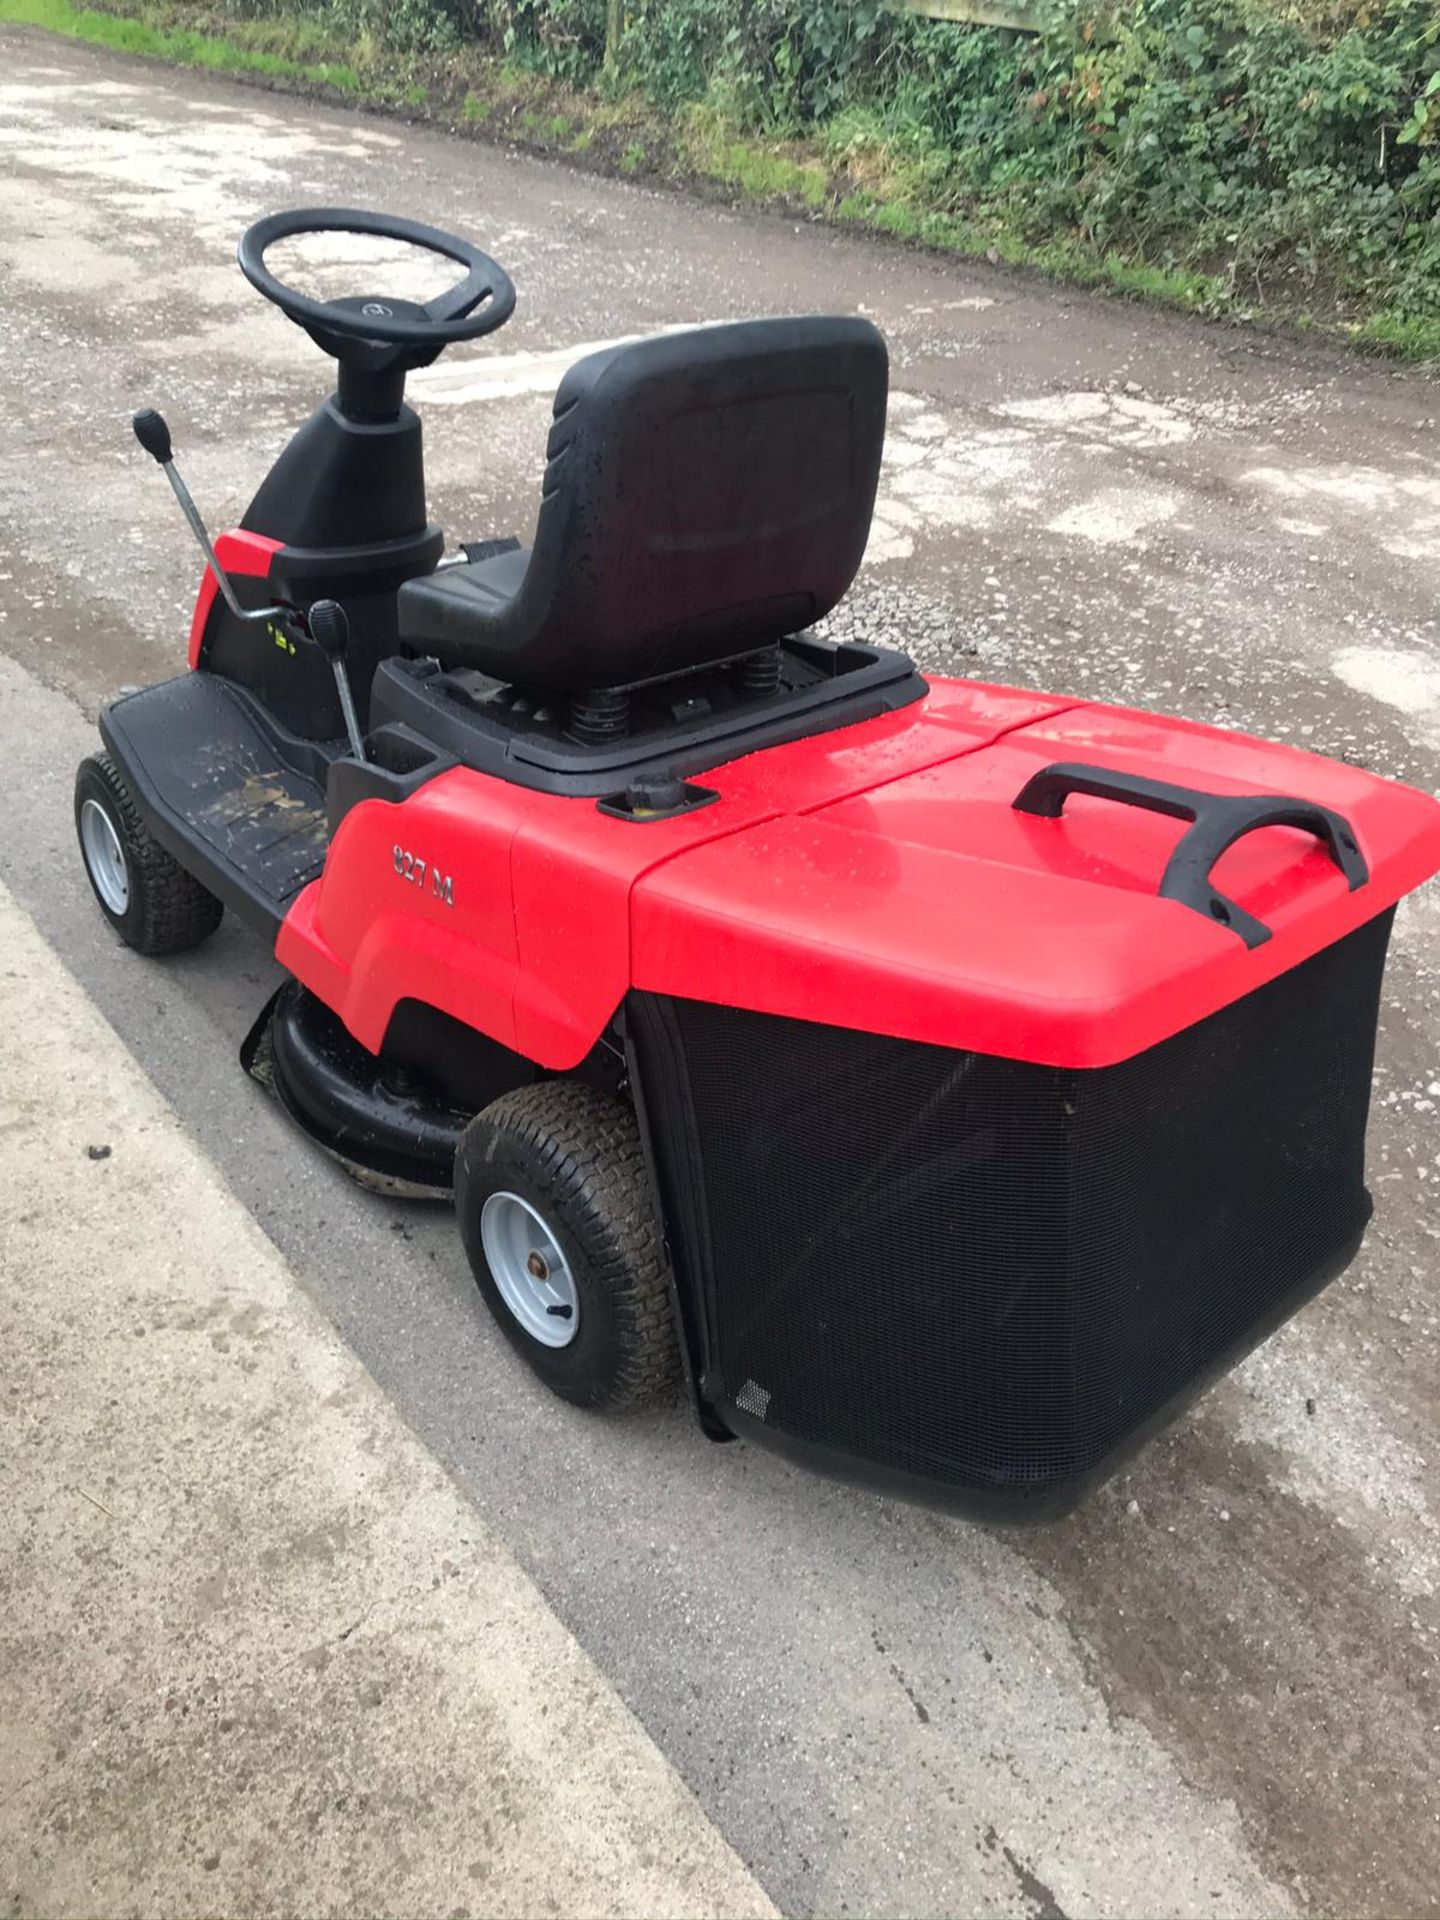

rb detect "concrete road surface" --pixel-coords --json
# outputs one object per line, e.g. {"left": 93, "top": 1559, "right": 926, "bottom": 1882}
{"left": 1, "top": 29, "right": 1438, "bottom": 1919}
{"left": 0, "top": 880, "right": 776, "bottom": 1920}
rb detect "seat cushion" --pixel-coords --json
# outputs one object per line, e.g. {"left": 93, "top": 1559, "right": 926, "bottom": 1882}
{"left": 402, "top": 546, "right": 530, "bottom": 657}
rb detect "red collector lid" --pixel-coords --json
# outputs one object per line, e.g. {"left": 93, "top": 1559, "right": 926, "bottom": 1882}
{"left": 633, "top": 684, "right": 1440, "bottom": 1068}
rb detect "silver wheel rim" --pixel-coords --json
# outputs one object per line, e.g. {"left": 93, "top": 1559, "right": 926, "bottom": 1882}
{"left": 80, "top": 797, "right": 130, "bottom": 915}
{"left": 480, "top": 1190, "right": 580, "bottom": 1349}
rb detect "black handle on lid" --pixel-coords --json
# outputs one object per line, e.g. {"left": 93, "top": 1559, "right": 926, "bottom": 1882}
{"left": 1012, "top": 761, "right": 1369, "bottom": 949}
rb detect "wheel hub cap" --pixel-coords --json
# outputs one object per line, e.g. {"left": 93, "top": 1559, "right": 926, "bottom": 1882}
{"left": 480, "top": 1191, "right": 579, "bottom": 1348}
{"left": 80, "top": 798, "right": 130, "bottom": 915}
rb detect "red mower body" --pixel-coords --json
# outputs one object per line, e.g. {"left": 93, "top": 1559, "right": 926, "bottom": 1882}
{"left": 90, "top": 263, "right": 1440, "bottom": 1521}
{"left": 275, "top": 673, "right": 1440, "bottom": 1075}
{"left": 262, "top": 656, "right": 1440, "bottom": 1517}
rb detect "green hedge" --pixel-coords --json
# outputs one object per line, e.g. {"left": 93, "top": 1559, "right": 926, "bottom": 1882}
{"left": 220, "top": 0, "right": 1440, "bottom": 326}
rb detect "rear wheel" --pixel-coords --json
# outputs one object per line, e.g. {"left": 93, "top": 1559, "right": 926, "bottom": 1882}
{"left": 75, "top": 754, "right": 223, "bottom": 955}
{"left": 455, "top": 1080, "right": 679, "bottom": 1410}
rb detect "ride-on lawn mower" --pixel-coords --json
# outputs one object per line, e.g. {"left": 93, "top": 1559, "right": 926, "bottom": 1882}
{"left": 77, "top": 208, "right": 1440, "bottom": 1518}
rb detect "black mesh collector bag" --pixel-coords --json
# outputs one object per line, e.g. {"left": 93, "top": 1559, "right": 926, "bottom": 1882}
{"left": 630, "top": 911, "right": 1394, "bottom": 1516}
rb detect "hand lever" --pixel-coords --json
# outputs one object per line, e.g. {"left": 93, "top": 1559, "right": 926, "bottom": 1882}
{"left": 309, "top": 600, "right": 367, "bottom": 763}
{"left": 132, "top": 408, "right": 287, "bottom": 627}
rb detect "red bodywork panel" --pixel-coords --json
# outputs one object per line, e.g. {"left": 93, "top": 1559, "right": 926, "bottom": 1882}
{"left": 187, "top": 530, "right": 281, "bottom": 668}
{"left": 276, "top": 676, "right": 1440, "bottom": 1071}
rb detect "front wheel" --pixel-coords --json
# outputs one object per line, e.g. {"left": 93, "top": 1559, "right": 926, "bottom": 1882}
{"left": 455, "top": 1080, "right": 679, "bottom": 1411}
{"left": 75, "top": 753, "right": 223, "bottom": 955}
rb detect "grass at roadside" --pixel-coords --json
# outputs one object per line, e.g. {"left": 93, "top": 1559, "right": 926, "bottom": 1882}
{"left": 5, "top": 0, "right": 1438, "bottom": 363}
{"left": 0, "top": 0, "right": 360, "bottom": 86}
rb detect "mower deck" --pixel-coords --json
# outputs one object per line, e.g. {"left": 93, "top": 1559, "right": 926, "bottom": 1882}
{"left": 100, "top": 675, "right": 335, "bottom": 939}
{"left": 242, "top": 981, "right": 470, "bottom": 1198}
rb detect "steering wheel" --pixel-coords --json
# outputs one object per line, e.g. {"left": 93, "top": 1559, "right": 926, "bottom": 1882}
{"left": 237, "top": 208, "right": 516, "bottom": 362}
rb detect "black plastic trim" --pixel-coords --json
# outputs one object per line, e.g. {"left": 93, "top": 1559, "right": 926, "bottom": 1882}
{"left": 1014, "top": 761, "right": 1369, "bottom": 949}
{"left": 596, "top": 779, "right": 720, "bottom": 824}
{"left": 273, "top": 528, "right": 446, "bottom": 583}
{"left": 460, "top": 536, "right": 523, "bottom": 565}
{"left": 621, "top": 997, "right": 732, "bottom": 1442}
{"left": 326, "top": 724, "right": 457, "bottom": 833}
{"left": 371, "top": 639, "right": 927, "bottom": 798}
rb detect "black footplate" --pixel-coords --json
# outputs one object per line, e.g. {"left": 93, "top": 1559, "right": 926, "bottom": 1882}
{"left": 100, "top": 674, "right": 337, "bottom": 940}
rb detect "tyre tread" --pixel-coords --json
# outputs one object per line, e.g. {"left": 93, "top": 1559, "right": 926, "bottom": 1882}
{"left": 458, "top": 1080, "right": 678, "bottom": 1410}
{"left": 77, "top": 754, "right": 223, "bottom": 955}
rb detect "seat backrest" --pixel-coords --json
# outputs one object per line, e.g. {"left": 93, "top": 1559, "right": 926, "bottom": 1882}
{"left": 500, "top": 316, "right": 888, "bottom": 692}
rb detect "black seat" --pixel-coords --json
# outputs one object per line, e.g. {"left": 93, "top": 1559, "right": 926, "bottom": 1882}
{"left": 396, "top": 316, "right": 888, "bottom": 698}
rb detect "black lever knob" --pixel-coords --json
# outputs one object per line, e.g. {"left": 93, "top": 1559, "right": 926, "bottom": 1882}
{"left": 309, "top": 599, "right": 350, "bottom": 661}
{"left": 132, "top": 408, "right": 173, "bottom": 465}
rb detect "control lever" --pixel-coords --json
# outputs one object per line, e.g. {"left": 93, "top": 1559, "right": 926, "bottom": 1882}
{"left": 131, "top": 408, "right": 287, "bottom": 626}
{"left": 309, "top": 600, "right": 367, "bottom": 763}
